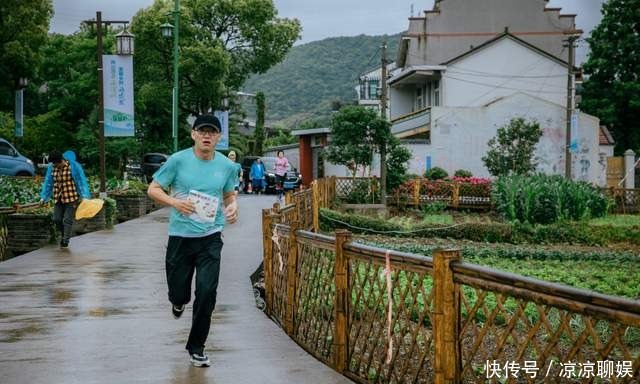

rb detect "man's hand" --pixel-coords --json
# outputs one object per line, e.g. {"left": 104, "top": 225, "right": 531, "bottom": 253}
{"left": 224, "top": 195, "right": 238, "bottom": 224}
{"left": 172, "top": 198, "right": 195, "bottom": 216}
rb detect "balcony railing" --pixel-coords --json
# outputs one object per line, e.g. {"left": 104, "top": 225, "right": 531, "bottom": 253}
{"left": 391, "top": 107, "right": 431, "bottom": 136}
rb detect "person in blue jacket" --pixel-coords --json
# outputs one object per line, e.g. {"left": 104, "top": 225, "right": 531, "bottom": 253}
{"left": 39, "top": 150, "right": 90, "bottom": 248}
{"left": 249, "top": 158, "right": 266, "bottom": 194}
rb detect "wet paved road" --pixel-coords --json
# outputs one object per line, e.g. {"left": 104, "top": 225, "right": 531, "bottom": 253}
{"left": 0, "top": 194, "right": 352, "bottom": 384}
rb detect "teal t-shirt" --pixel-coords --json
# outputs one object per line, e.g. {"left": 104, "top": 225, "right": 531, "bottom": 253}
{"left": 153, "top": 148, "right": 236, "bottom": 237}
{"left": 232, "top": 162, "right": 241, "bottom": 187}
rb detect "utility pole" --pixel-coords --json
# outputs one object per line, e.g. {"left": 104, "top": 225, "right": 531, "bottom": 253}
{"left": 564, "top": 35, "right": 577, "bottom": 180}
{"left": 85, "top": 12, "right": 130, "bottom": 195}
{"left": 380, "top": 40, "right": 388, "bottom": 206}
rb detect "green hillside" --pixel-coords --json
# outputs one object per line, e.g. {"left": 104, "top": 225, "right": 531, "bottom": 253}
{"left": 242, "top": 33, "right": 401, "bottom": 128}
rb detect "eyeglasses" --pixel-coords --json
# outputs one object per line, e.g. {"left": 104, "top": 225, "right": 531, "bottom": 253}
{"left": 194, "top": 129, "right": 220, "bottom": 136}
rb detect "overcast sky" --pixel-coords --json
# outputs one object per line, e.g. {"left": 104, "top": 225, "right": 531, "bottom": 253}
{"left": 51, "top": 0, "right": 604, "bottom": 63}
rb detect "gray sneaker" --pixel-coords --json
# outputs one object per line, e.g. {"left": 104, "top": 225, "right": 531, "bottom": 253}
{"left": 189, "top": 352, "right": 210, "bottom": 367}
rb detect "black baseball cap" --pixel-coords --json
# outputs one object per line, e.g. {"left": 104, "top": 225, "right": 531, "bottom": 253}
{"left": 192, "top": 114, "right": 222, "bottom": 132}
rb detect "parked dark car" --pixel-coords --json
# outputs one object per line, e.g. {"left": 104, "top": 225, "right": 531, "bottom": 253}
{"left": 241, "top": 156, "right": 302, "bottom": 193}
{"left": 0, "top": 137, "right": 35, "bottom": 176}
{"left": 141, "top": 153, "right": 169, "bottom": 181}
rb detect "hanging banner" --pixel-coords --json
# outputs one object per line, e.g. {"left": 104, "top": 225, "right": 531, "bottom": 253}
{"left": 569, "top": 112, "right": 578, "bottom": 153}
{"left": 214, "top": 110, "right": 229, "bottom": 150}
{"left": 15, "top": 89, "right": 23, "bottom": 137}
{"left": 103, "top": 55, "right": 134, "bottom": 136}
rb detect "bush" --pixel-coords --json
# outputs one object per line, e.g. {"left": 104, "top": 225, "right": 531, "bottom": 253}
{"left": 492, "top": 174, "right": 610, "bottom": 224}
{"left": 424, "top": 167, "right": 448, "bottom": 180}
{"left": 454, "top": 169, "right": 473, "bottom": 178}
{"left": 345, "top": 179, "right": 380, "bottom": 204}
{"left": 103, "top": 197, "right": 117, "bottom": 228}
{"left": 422, "top": 201, "right": 447, "bottom": 214}
{"left": 0, "top": 176, "right": 41, "bottom": 206}
{"left": 320, "top": 208, "right": 640, "bottom": 245}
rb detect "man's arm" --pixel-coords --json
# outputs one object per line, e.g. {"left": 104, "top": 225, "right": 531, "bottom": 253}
{"left": 222, "top": 191, "right": 238, "bottom": 224}
{"left": 147, "top": 181, "right": 194, "bottom": 216}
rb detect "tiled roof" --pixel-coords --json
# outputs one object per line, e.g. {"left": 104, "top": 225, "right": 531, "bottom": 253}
{"left": 599, "top": 125, "right": 615, "bottom": 146}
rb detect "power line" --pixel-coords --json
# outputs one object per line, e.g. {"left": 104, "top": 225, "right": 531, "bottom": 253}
{"left": 442, "top": 74, "right": 567, "bottom": 94}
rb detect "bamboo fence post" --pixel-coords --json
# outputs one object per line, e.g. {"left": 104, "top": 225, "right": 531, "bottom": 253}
{"left": 452, "top": 183, "right": 460, "bottom": 209}
{"left": 285, "top": 190, "right": 292, "bottom": 205}
{"left": 433, "top": 249, "right": 461, "bottom": 384}
{"left": 285, "top": 221, "right": 300, "bottom": 335}
{"left": 334, "top": 229, "right": 352, "bottom": 373}
{"left": 413, "top": 179, "right": 420, "bottom": 206}
{"left": 262, "top": 209, "right": 273, "bottom": 316}
{"left": 312, "top": 180, "right": 320, "bottom": 233}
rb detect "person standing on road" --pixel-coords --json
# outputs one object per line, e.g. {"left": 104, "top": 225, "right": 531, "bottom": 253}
{"left": 227, "top": 150, "right": 242, "bottom": 193}
{"left": 39, "top": 150, "right": 90, "bottom": 248}
{"left": 249, "top": 157, "right": 266, "bottom": 194}
{"left": 147, "top": 114, "right": 239, "bottom": 368}
{"left": 274, "top": 150, "right": 289, "bottom": 202}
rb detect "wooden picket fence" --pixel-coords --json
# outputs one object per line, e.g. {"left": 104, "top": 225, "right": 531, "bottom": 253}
{"left": 263, "top": 178, "right": 640, "bottom": 383}
{"left": 601, "top": 187, "right": 640, "bottom": 214}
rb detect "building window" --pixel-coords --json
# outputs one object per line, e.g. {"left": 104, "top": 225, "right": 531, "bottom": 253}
{"left": 368, "top": 79, "right": 379, "bottom": 100}
{"left": 433, "top": 80, "right": 440, "bottom": 107}
{"left": 416, "top": 87, "right": 423, "bottom": 110}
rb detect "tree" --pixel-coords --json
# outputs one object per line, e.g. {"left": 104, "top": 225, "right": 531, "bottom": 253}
{"left": 254, "top": 91, "right": 265, "bottom": 154}
{"left": 385, "top": 137, "right": 412, "bottom": 190}
{"left": 325, "top": 106, "right": 390, "bottom": 178}
{"left": 580, "top": 0, "right": 640, "bottom": 153}
{"left": 132, "top": 0, "right": 301, "bottom": 116}
{"left": 481, "top": 117, "right": 543, "bottom": 177}
{"left": 0, "top": 0, "right": 53, "bottom": 112}
{"left": 264, "top": 128, "right": 296, "bottom": 148}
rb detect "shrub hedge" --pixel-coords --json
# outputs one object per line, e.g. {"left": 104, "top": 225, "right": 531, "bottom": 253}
{"left": 320, "top": 208, "right": 640, "bottom": 245}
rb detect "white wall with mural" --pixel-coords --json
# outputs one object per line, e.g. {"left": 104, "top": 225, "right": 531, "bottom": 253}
{"left": 403, "top": 93, "right": 602, "bottom": 184}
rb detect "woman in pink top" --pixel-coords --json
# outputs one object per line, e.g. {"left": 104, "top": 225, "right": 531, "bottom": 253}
{"left": 274, "top": 150, "right": 289, "bottom": 202}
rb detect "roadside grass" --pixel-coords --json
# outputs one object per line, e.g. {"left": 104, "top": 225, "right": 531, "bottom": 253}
{"left": 588, "top": 214, "right": 640, "bottom": 227}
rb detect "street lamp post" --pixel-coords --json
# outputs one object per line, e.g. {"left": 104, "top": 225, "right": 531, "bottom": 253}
{"left": 161, "top": 0, "right": 180, "bottom": 153}
{"left": 14, "top": 77, "right": 27, "bottom": 138}
{"left": 84, "top": 11, "right": 133, "bottom": 195}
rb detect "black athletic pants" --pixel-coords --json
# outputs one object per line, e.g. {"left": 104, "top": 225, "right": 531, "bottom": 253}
{"left": 165, "top": 232, "right": 223, "bottom": 355}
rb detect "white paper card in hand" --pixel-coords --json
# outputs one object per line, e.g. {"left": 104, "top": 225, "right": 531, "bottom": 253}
{"left": 187, "top": 190, "right": 219, "bottom": 223}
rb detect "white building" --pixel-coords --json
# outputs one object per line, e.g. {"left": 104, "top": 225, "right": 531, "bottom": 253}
{"left": 378, "top": 0, "right": 610, "bottom": 185}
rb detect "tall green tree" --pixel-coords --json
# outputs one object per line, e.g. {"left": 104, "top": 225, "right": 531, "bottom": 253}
{"left": 482, "top": 117, "right": 543, "bottom": 177}
{"left": 325, "top": 106, "right": 390, "bottom": 178}
{"left": 131, "top": 0, "right": 301, "bottom": 136}
{"left": 580, "top": 0, "right": 640, "bottom": 153}
{"left": 0, "top": 0, "right": 53, "bottom": 111}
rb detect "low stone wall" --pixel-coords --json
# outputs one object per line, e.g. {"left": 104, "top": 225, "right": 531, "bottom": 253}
{"left": 6, "top": 214, "right": 54, "bottom": 259}
{"left": 0, "top": 214, "right": 8, "bottom": 261}
{"left": 145, "top": 196, "right": 163, "bottom": 213}
{"left": 73, "top": 208, "right": 106, "bottom": 234}
{"left": 113, "top": 194, "right": 147, "bottom": 223}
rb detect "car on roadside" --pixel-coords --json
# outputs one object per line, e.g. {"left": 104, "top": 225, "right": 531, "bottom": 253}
{"left": 241, "top": 156, "right": 302, "bottom": 194}
{"left": 0, "top": 138, "right": 35, "bottom": 176}
{"left": 141, "top": 153, "right": 170, "bottom": 182}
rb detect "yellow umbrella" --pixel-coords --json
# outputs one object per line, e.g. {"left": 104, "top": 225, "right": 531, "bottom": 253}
{"left": 75, "top": 199, "right": 105, "bottom": 220}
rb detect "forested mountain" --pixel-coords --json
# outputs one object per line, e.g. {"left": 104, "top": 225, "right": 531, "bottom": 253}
{"left": 242, "top": 33, "right": 401, "bottom": 128}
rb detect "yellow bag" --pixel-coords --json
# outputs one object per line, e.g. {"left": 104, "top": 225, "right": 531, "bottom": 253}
{"left": 75, "top": 199, "right": 105, "bottom": 220}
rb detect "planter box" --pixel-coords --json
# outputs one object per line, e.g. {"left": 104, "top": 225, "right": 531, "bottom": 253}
{"left": 6, "top": 213, "right": 54, "bottom": 259}
{"left": 113, "top": 194, "right": 147, "bottom": 222}
{"left": 145, "top": 196, "right": 163, "bottom": 213}
{"left": 73, "top": 207, "right": 106, "bottom": 234}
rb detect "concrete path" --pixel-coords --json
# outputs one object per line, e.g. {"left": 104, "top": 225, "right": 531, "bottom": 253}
{"left": 0, "top": 195, "right": 352, "bottom": 384}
